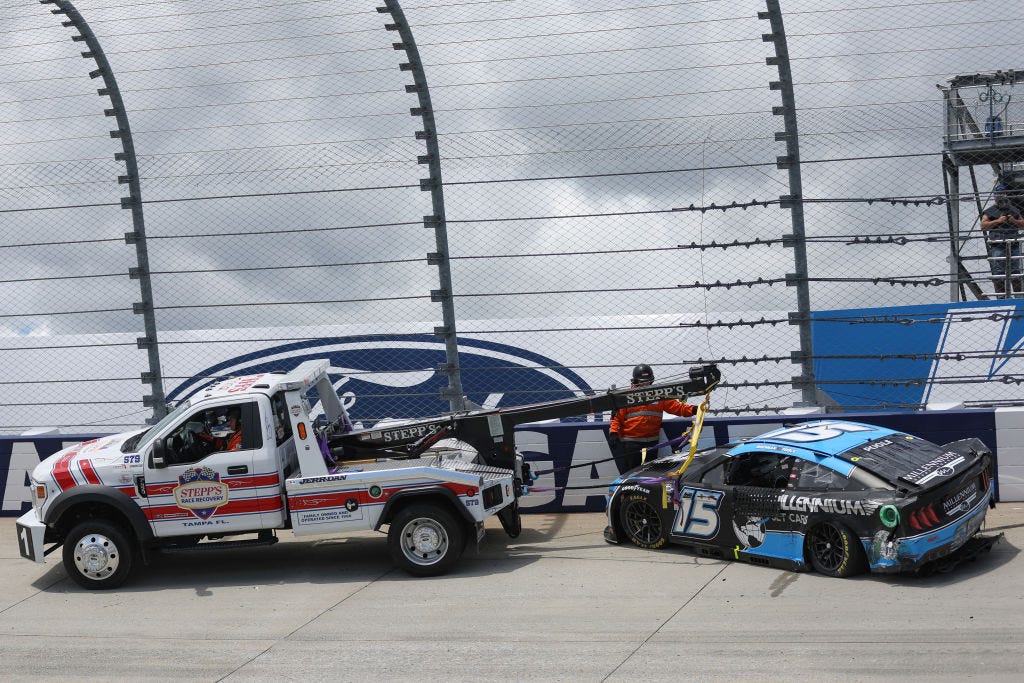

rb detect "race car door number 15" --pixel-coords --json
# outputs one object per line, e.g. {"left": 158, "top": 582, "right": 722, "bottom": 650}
{"left": 672, "top": 487, "right": 724, "bottom": 538}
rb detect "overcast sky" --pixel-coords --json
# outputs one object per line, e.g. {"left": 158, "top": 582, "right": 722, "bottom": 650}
{"left": 1, "top": 0, "right": 1020, "bottom": 428}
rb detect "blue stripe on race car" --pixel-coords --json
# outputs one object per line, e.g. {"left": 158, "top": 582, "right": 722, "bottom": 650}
{"left": 726, "top": 442, "right": 857, "bottom": 477}
{"left": 736, "top": 530, "right": 804, "bottom": 564}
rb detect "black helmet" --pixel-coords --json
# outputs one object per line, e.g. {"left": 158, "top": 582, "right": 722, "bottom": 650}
{"left": 632, "top": 364, "right": 654, "bottom": 384}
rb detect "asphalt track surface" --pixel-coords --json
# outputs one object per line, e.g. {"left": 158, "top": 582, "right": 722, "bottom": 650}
{"left": 2, "top": 506, "right": 1024, "bottom": 682}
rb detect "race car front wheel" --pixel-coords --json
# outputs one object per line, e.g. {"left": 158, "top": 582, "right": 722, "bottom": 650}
{"left": 618, "top": 489, "right": 668, "bottom": 550}
{"left": 807, "top": 521, "right": 866, "bottom": 578}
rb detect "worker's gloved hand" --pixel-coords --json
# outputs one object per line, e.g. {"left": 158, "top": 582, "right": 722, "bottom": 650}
{"left": 608, "top": 433, "right": 622, "bottom": 453}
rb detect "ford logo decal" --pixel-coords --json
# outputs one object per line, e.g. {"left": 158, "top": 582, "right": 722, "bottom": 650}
{"left": 165, "top": 335, "right": 593, "bottom": 423}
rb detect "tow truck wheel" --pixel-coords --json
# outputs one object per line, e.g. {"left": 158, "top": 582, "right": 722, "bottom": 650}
{"left": 62, "top": 519, "right": 134, "bottom": 590}
{"left": 388, "top": 503, "right": 465, "bottom": 576}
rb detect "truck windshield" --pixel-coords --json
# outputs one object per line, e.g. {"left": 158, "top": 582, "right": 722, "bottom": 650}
{"left": 122, "top": 399, "right": 193, "bottom": 453}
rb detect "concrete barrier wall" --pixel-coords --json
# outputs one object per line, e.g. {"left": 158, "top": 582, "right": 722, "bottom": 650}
{"left": 2, "top": 409, "right": 1015, "bottom": 517}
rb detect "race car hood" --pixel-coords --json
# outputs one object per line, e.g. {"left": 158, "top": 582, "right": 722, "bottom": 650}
{"left": 32, "top": 429, "right": 146, "bottom": 493}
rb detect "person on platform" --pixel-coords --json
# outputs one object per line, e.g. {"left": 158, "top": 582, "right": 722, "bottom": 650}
{"left": 981, "top": 183, "right": 1024, "bottom": 298}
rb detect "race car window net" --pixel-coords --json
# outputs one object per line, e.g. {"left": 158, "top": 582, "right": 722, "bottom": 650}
{"left": 844, "top": 436, "right": 954, "bottom": 486}
{"left": 732, "top": 486, "right": 782, "bottom": 518}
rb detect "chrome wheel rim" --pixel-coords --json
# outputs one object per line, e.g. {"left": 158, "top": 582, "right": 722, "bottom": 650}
{"left": 72, "top": 533, "right": 120, "bottom": 581}
{"left": 400, "top": 517, "right": 449, "bottom": 567}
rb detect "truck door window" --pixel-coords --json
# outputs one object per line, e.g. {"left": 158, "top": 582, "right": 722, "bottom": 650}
{"left": 163, "top": 401, "right": 260, "bottom": 465}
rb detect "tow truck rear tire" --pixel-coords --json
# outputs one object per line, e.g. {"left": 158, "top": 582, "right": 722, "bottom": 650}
{"left": 62, "top": 519, "right": 135, "bottom": 590}
{"left": 388, "top": 503, "right": 465, "bottom": 576}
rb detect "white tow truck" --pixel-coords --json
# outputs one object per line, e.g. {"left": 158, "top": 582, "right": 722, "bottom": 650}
{"left": 16, "top": 358, "right": 720, "bottom": 589}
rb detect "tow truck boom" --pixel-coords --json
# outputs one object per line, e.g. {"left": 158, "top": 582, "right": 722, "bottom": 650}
{"left": 328, "top": 363, "right": 721, "bottom": 470}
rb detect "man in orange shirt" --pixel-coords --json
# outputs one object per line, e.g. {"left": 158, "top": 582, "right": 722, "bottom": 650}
{"left": 197, "top": 408, "right": 243, "bottom": 453}
{"left": 608, "top": 364, "right": 695, "bottom": 471}
{"left": 222, "top": 409, "right": 243, "bottom": 451}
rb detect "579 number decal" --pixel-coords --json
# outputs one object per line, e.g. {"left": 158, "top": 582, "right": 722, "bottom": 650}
{"left": 672, "top": 487, "right": 724, "bottom": 539}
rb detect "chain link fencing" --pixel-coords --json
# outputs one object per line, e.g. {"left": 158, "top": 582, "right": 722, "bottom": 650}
{"left": 0, "top": 0, "right": 1020, "bottom": 433}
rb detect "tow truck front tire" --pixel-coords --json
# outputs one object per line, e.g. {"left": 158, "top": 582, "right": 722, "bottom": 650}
{"left": 62, "top": 519, "right": 135, "bottom": 590}
{"left": 388, "top": 503, "right": 465, "bottom": 576}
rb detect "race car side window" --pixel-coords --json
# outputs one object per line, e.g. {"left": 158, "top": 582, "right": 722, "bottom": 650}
{"left": 722, "top": 452, "right": 795, "bottom": 488}
{"left": 700, "top": 461, "right": 726, "bottom": 485}
{"left": 792, "top": 461, "right": 865, "bottom": 491}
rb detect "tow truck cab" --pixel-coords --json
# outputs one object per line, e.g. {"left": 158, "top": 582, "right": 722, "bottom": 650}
{"left": 129, "top": 360, "right": 343, "bottom": 539}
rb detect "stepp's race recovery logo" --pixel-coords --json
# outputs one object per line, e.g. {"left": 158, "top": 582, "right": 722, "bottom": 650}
{"left": 174, "top": 467, "right": 230, "bottom": 520}
{"left": 164, "top": 335, "right": 594, "bottom": 423}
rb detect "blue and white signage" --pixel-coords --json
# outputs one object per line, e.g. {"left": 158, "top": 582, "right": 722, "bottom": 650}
{"left": 812, "top": 300, "right": 1024, "bottom": 409}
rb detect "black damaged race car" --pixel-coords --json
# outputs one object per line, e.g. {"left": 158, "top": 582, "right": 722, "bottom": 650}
{"left": 604, "top": 419, "right": 1000, "bottom": 576}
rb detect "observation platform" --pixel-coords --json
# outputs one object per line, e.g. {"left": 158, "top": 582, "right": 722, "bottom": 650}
{"left": 940, "top": 70, "right": 1024, "bottom": 167}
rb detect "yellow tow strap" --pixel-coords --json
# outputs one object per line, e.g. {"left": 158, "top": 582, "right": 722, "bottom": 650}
{"left": 667, "top": 392, "right": 711, "bottom": 480}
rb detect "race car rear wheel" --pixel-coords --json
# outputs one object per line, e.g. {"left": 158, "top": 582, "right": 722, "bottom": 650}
{"left": 388, "top": 503, "right": 465, "bottom": 577}
{"left": 807, "top": 521, "right": 866, "bottom": 578}
{"left": 618, "top": 489, "right": 668, "bottom": 550}
{"left": 62, "top": 519, "right": 135, "bottom": 590}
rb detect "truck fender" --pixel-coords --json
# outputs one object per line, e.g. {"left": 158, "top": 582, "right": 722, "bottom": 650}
{"left": 43, "top": 485, "right": 154, "bottom": 544}
{"left": 374, "top": 486, "right": 476, "bottom": 530}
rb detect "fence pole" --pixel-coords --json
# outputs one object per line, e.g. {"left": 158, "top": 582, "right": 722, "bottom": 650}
{"left": 760, "top": 0, "right": 817, "bottom": 405}
{"left": 379, "top": 0, "right": 465, "bottom": 413}
{"left": 45, "top": 0, "right": 167, "bottom": 420}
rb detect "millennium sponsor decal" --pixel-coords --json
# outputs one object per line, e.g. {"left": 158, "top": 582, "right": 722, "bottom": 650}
{"left": 778, "top": 494, "right": 870, "bottom": 516}
{"left": 943, "top": 480, "right": 979, "bottom": 516}
{"left": 903, "top": 451, "right": 965, "bottom": 486}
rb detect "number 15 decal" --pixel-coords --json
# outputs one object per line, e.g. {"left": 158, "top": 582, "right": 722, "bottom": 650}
{"left": 673, "top": 487, "right": 724, "bottom": 538}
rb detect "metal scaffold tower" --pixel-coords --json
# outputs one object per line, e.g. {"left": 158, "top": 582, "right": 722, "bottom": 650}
{"left": 940, "top": 70, "right": 1024, "bottom": 301}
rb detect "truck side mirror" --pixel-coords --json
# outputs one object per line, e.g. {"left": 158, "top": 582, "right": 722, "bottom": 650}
{"left": 152, "top": 438, "right": 167, "bottom": 468}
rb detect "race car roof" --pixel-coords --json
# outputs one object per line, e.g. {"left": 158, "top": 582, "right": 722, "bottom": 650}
{"left": 730, "top": 419, "right": 979, "bottom": 488}
{"left": 750, "top": 420, "right": 899, "bottom": 455}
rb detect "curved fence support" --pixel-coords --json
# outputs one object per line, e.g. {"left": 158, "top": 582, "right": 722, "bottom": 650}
{"left": 44, "top": 0, "right": 167, "bottom": 420}
{"left": 378, "top": 0, "right": 466, "bottom": 413}
{"left": 760, "top": 0, "right": 816, "bottom": 406}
